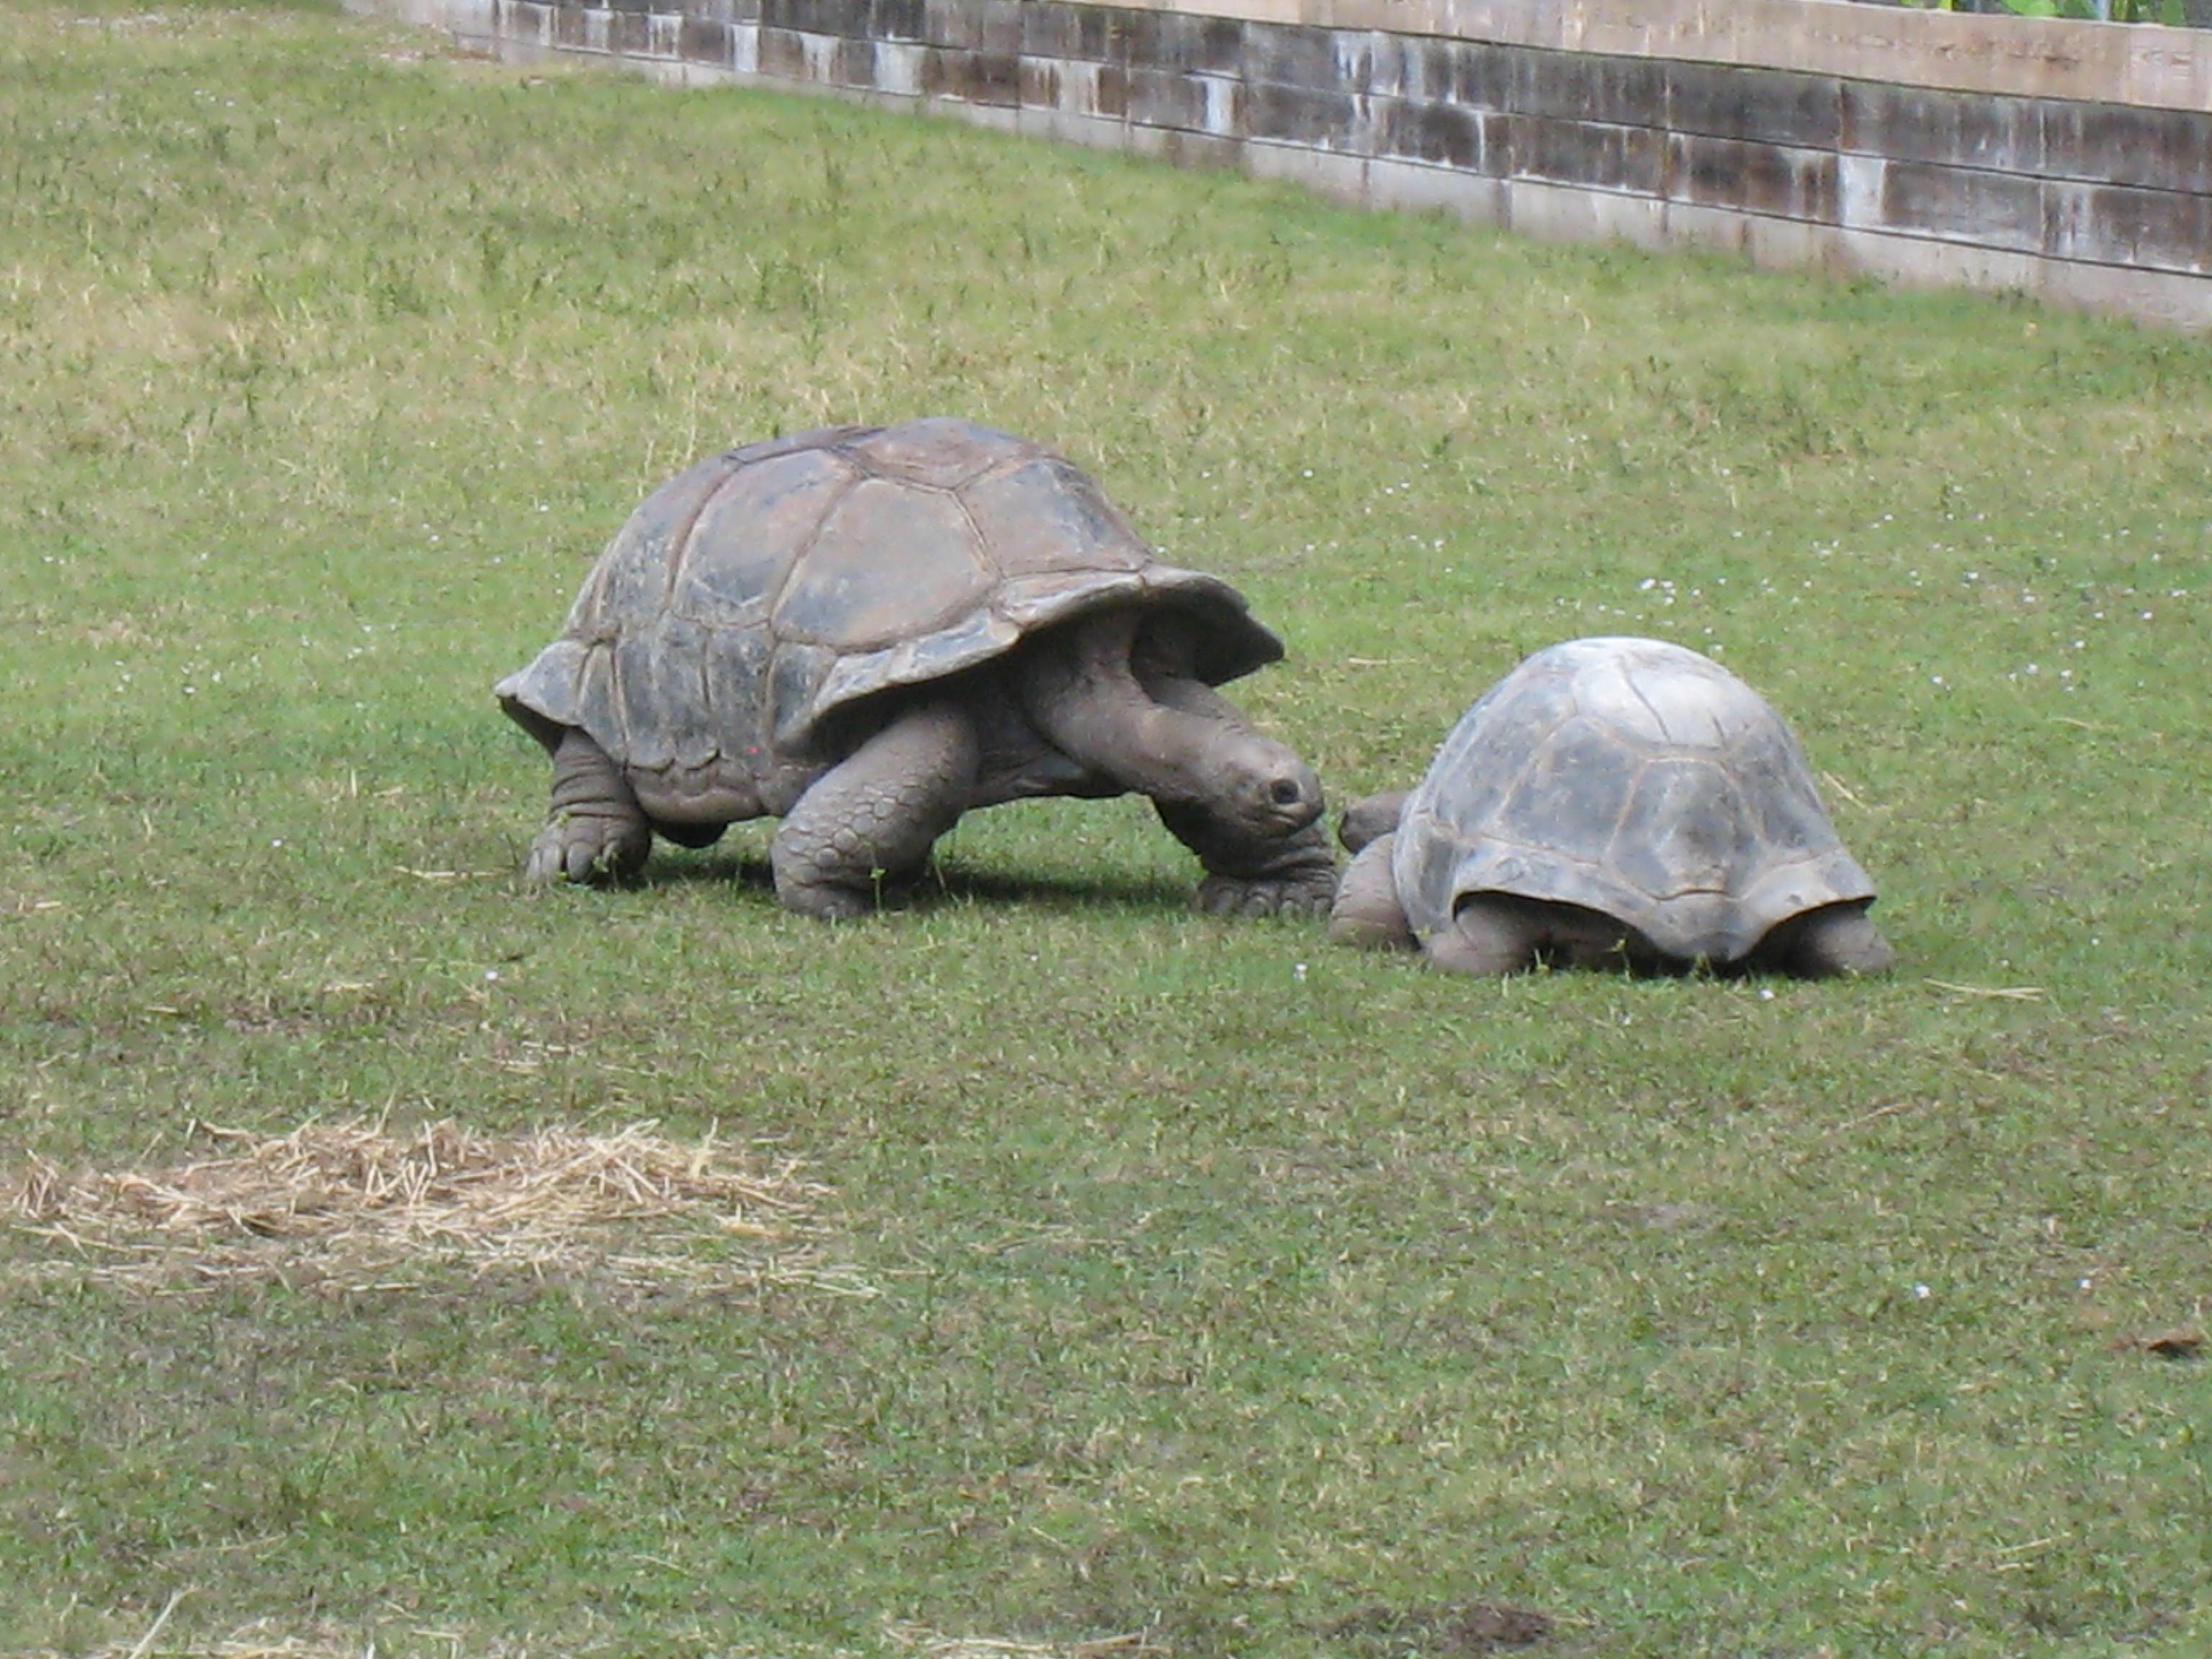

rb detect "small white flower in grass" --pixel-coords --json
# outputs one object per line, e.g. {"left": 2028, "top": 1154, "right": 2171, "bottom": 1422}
{"left": 1758, "top": 986, "right": 1776, "bottom": 1001}
{"left": 271, "top": 839, "right": 284, "bottom": 848}
{"left": 1293, "top": 963, "right": 1308, "bottom": 984}
{"left": 484, "top": 969, "right": 500, "bottom": 982}
{"left": 1914, "top": 1283, "right": 1931, "bottom": 1300}
{"left": 2141, "top": 611, "right": 2154, "bottom": 621}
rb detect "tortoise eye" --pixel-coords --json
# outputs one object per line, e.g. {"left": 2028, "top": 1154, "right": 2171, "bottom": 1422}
{"left": 1269, "top": 779, "right": 1305, "bottom": 806}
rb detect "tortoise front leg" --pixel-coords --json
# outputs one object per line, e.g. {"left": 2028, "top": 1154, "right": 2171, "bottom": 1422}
{"left": 770, "top": 700, "right": 981, "bottom": 920}
{"left": 1157, "top": 799, "right": 1340, "bottom": 917}
{"left": 1130, "top": 670, "right": 1335, "bottom": 917}
{"left": 1750, "top": 902, "right": 1897, "bottom": 979}
{"left": 526, "top": 728, "right": 653, "bottom": 884}
{"left": 1326, "top": 833, "right": 1416, "bottom": 950}
{"left": 1426, "top": 894, "right": 1551, "bottom": 976}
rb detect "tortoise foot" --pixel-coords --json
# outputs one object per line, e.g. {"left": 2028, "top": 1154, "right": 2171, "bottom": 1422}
{"left": 1761, "top": 903, "right": 1896, "bottom": 978}
{"left": 1195, "top": 866, "right": 1339, "bottom": 919}
{"left": 773, "top": 873, "right": 881, "bottom": 922}
{"left": 526, "top": 806, "right": 652, "bottom": 886}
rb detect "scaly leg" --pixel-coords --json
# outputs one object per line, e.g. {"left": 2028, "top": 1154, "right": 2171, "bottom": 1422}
{"left": 1753, "top": 902, "right": 1896, "bottom": 979}
{"left": 1426, "top": 894, "right": 1552, "bottom": 976}
{"left": 526, "top": 728, "right": 653, "bottom": 884}
{"left": 770, "top": 701, "right": 981, "bottom": 920}
{"left": 1326, "top": 834, "right": 1416, "bottom": 950}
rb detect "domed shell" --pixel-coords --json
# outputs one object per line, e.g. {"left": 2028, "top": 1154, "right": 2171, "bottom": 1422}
{"left": 496, "top": 419, "right": 1285, "bottom": 782}
{"left": 1393, "top": 637, "right": 1876, "bottom": 963}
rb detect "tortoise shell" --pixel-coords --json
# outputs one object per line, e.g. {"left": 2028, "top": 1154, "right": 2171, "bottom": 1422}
{"left": 1393, "top": 637, "right": 1877, "bottom": 963}
{"left": 496, "top": 418, "right": 1283, "bottom": 806}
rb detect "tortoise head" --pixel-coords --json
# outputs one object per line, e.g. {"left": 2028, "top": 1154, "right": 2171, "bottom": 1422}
{"left": 1195, "top": 725, "right": 1326, "bottom": 842}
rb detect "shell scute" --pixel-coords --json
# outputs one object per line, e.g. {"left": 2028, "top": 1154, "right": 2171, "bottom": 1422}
{"left": 767, "top": 641, "right": 840, "bottom": 753}
{"left": 1397, "top": 636, "right": 1876, "bottom": 963}
{"left": 964, "top": 457, "right": 1151, "bottom": 579}
{"left": 673, "top": 445, "right": 857, "bottom": 629}
{"left": 570, "top": 455, "right": 732, "bottom": 639}
{"left": 770, "top": 478, "right": 989, "bottom": 651}
{"left": 848, "top": 416, "right": 1007, "bottom": 490}
{"left": 1611, "top": 757, "right": 1753, "bottom": 899}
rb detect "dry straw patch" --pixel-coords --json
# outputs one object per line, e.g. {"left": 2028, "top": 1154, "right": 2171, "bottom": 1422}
{"left": 6, "top": 1120, "right": 871, "bottom": 1295}
{"left": 8, "top": 1613, "right": 1166, "bottom": 1659}
{"left": 886, "top": 1627, "right": 1167, "bottom": 1659}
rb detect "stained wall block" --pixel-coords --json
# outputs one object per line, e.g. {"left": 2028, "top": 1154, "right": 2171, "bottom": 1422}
{"left": 1125, "top": 64, "right": 1213, "bottom": 129}
{"left": 1511, "top": 50, "right": 1667, "bottom": 127}
{"left": 2064, "top": 181, "right": 2212, "bottom": 273}
{"left": 1671, "top": 133, "right": 1840, "bottom": 221}
{"left": 1376, "top": 96, "right": 1485, "bottom": 171}
{"left": 678, "top": 15, "right": 730, "bottom": 63}
{"left": 1668, "top": 61, "right": 1840, "bottom": 150}
{"left": 1840, "top": 81, "right": 2044, "bottom": 169}
{"left": 869, "top": 0, "right": 924, "bottom": 40}
{"left": 1509, "top": 115, "right": 1667, "bottom": 195}
{"left": 2036, "top": 101, "right": 2212, "bottom": 194}
{"left": 1130, "top": 9, "right": 1243, "bottom": 75}
{"left": 351, "top": 0, "right": 2212, "bottom": 329}
{"left": 1874, "top": 159, "right": 2049, "bottom": 254}
{"left": 1241, "top": 22, "right": 1344, "bottom": 93}
{"left": 755, "top": 24, "right": 807, "bottom": 76}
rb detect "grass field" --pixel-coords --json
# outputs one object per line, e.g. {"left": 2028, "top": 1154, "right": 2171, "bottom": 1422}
{"left": 4, "top": 1, "right": 2211, "bottom": 1655}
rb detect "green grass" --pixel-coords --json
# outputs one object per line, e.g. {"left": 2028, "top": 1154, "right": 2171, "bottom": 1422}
{"left": 4, "top": 1, "right": 2212, "bottom": 1655}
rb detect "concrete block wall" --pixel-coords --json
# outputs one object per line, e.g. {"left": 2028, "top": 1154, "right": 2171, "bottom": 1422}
{"left": 356, "top": 0, "right": 2212, "bottom": 330}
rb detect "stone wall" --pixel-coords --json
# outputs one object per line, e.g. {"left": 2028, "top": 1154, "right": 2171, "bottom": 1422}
{"left": 355, "top": 0, "right": 2212, "bottom": 330}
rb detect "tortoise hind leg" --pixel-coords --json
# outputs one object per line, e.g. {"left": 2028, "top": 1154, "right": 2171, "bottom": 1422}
{"left": 771, "top": 700, "right": 981, "bottom": 920}
{"left": 527, "top": 728, "right": 653, "bottom": 884}
{"left": 1753, "top": 902, "right": 1896, "bottom": 979}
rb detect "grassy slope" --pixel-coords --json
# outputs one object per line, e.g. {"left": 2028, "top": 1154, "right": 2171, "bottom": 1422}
{"left": 3, "top": 2, "right": 2210, "bottom": 1655}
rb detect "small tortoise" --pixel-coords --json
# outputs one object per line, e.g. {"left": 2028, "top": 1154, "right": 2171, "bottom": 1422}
{"left": 1328, "top": 636, "right": 1894, "bottom": 976}
{"left": 497, "top": 418, "right": 1335, "bottom": 919}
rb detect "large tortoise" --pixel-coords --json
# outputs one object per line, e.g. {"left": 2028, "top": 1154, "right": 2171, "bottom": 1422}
{"left": 1328, "top": 636, "right": 1894, "bottom": 976}
{"left": 497, "top": 418, "right": 1336, "bottom": 919}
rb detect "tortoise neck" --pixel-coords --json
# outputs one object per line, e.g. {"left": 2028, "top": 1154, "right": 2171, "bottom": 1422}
{"left": 1010, "top": 610, "right": 1235, "bottom": 802}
